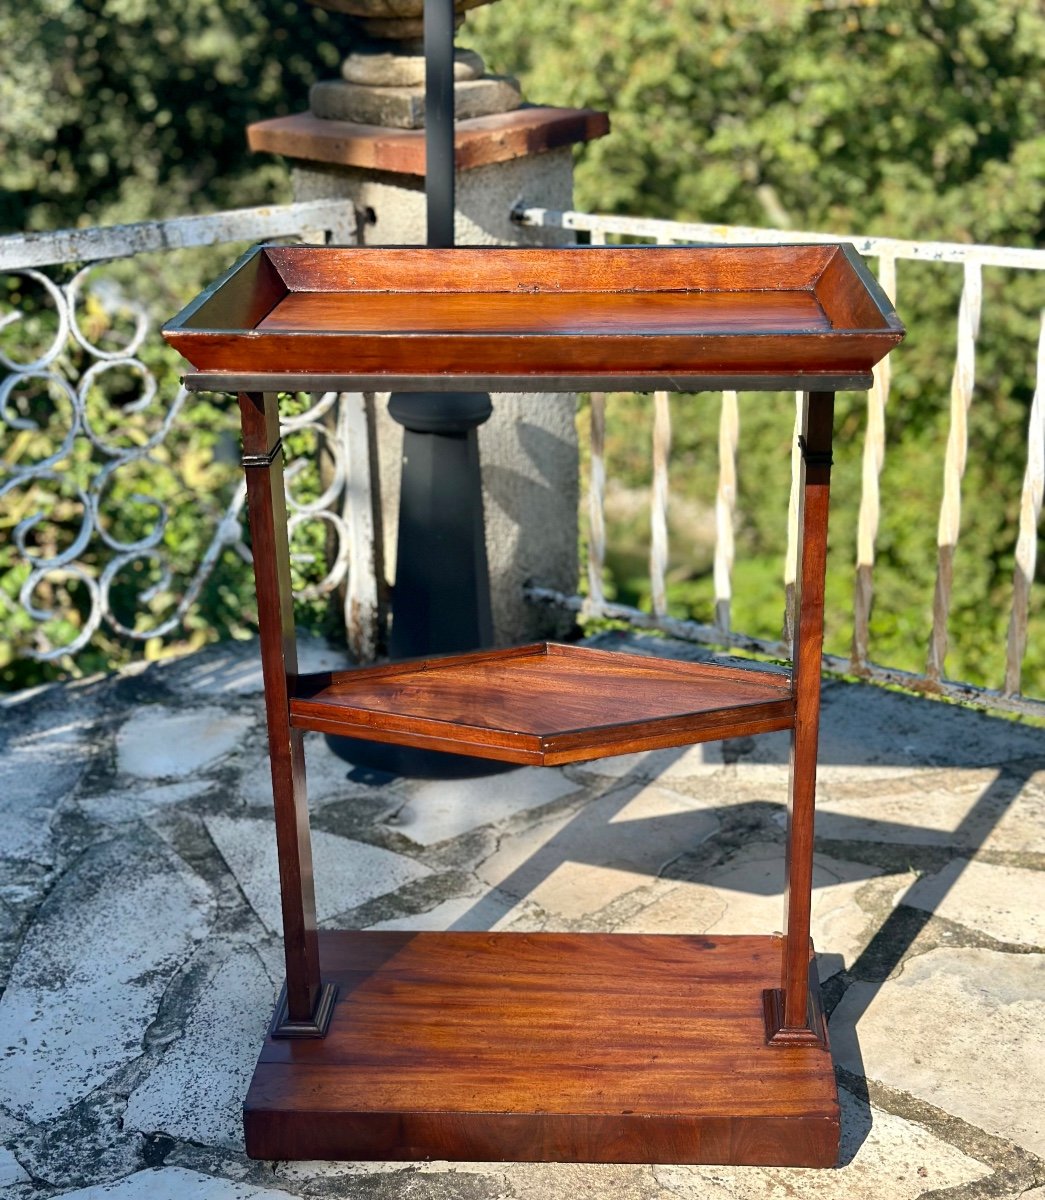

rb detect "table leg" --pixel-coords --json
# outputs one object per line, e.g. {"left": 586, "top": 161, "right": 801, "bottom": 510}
{"left": 239, "top": 391, "right": 337, "bottom": 1038}
{"left": 765, "top": 390, "right": 835, "bottom": 1047}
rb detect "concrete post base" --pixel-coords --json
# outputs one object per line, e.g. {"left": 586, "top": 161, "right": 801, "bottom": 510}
{"left": 249, "top": 107, "right": 608, "bottom": 647}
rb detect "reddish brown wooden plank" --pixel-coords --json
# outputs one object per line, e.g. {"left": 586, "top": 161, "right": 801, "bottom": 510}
{"left": 167, "top": 327, "right": 901, "bottom": 376}
{"left": 295, "top": 640, "right": 788, "bottom": 693}
{"left": 262, "top": 244, "right": 836, "bottom": 295}
{"left": 290, "top": 695, "right": 794, "bottom": 764}
{"left": 238, "top": 392, "right": 325, "bottom": 1028}
{"left": 813, "top": 244, "right": 899, "bottom": 332}
{"left": 257, "top": 289, "right": 831, "bottom": 336}
{"left": 543, "top": 640, "right": 790, "bottom": 687}
{"left": 244, "top": 1108, "right": 839, "bottom": 1166}
{"left": 247, "top": 1064, "right": 837, "bottom": 1114}
{"left": 243, "top": 931, "right": 839, "bottom": 1165}
{"left": 179, "top": 249, "right": 286, "bottom": 332}
{"left": 781, "top": 392, "right": 835, "bottom": 1034}
{"left": 294, "top": 643, "right": 790, "bottom": 734}
{"left": 246, "top": 106, "right": 610, "bottom": 176}
{"left": 163, "top": 245, "right": 904, "bottom": 380}
{"left": 286, "top": 642, "right": 794, "bottom": 763}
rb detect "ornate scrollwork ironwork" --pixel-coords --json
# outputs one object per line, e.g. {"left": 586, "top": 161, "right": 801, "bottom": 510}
{"left": 0, "top": 263, "right": 355, "bottom": 663}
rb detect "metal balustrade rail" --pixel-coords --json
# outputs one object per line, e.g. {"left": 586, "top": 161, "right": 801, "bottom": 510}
{"left": 516, "top": 206, "right": 1045, "bottom": 719}
{"left": 0, "top": 200, "right": 382, "bottom": 666}
{"left": 5, "top": 199, "right": 1043, "bottom": 719}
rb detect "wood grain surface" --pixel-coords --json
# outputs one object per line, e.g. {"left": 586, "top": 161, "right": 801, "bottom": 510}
{"left": 781, "top": 393, "right": 835, "bottom": 1030}
{"left": 238, "top": 392, "right": 325, "bottom": 1026}
{"left": 244, "top": 930, "right": 840, "bottom": 1164}
{"left": 163, "top": 244, "right": 904, "bottom": 379}
{"left": 261, "top": 244, "right": 838, "bottom": 294}
{"left": 288, "top": 641, "right": 794, "bottom": 765}
{"left": 245, "top": 106, "right": 610, "bottom": 175}
{"left": 257, "top": 289, "right": 831, "bottom": 335}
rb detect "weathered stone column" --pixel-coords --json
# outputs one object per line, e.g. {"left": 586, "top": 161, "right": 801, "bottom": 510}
{"left": 248, "top": 56, "right": 608, "bottom": 647}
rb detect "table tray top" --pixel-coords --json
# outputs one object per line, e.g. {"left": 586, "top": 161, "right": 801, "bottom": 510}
{"left": 163, "top": 243, "right": 903, "bottom": 391}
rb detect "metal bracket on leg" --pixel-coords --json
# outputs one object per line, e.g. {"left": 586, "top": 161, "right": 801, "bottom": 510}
{"left": 797, "top": 435, "right": 833, "bottom": 470}
{"left": 269, "top": 980, "right": 339, "bottom": 1039}
{"left": 242, "top": 440, "right": 284, "bottom": 469}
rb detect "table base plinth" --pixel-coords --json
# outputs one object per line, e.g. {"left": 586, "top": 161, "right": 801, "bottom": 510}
{"left": 244, "top": 930, "right": 839, "bottom": 1165}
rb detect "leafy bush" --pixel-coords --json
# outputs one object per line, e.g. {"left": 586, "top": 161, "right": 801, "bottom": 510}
{"left": 464, "top": 0, "right": 1045, "bottom": 694}
{"left": 2, "top": 0, "right": 1043, "bottom": 695}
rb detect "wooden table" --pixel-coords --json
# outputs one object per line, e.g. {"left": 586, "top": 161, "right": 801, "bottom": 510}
{"left": 166, "top": 243, "right": 903, "bottom": 1167}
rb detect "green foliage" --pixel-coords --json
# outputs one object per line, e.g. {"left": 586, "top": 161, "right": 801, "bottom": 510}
{"left": 0, "top": 0, "right": 355, "bottom": 688}
{"left": 0, "top": 0, "right": 347, "bottom": 231}
{"left": 464, "top": 0, "right": 1045, "bottom": 243}
{"left": 466, "top": 0, "right": 1045, "bottom": 695}
{"left": 0, "top": 250, "right": 341, "bottom": 690}
{"left": 2, "top": 0, "right": 1043, "bottom": 696}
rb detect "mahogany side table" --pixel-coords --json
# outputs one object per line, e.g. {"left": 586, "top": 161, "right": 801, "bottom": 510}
{"left": 165, "top": 243, "right": 903, "bottom": 1167}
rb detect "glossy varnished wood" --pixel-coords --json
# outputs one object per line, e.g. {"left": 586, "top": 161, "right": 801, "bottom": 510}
{"left": 780, "top": 393, "right": 836, "bottom": 1033}
{"left": 262, "top": 243, "right": 835, "bottom": 292}
{"left": 163, "top": 244, "right": 903, "bottom": 380}
{"left": 288, "top": 642, "right": 794, "bottom": 765}
{"left": 243, "top": 930, "right": 839, "bottom": 1164}
{"left": 246, "top": 106, "right": 610, "bottom": 175}
{"left": 238, "top": 393, "right": 325, "bottom": 1027}
{"left": 165, "top": 240, "right": 906, "bottom": 1166}
{"left": 257, "top": 288, "right": 831, "bottom": 335}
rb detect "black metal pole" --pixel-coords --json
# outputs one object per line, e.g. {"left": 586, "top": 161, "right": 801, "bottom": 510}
{"left": 425, "top": 0, "right": 455, "bottom": 249}
{"left": 330, "top": 0, "right": 503, "bottom": 777}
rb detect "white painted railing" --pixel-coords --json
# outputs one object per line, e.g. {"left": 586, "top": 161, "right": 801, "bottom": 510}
{"left": 516, "top": 206, "right": 1045, "bottom": 718}
{"left": 5, "top": 198, "right": 1043, "bottom": 718}
{"left": 0, "top": 200, "right": 381, "bottom": 665}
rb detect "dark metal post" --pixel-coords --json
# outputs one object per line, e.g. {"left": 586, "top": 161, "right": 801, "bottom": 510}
{"left": 386, "top": 0, "right": 495, "bottom": 666}
{"left": 424, "top": 0, "right": 455, "bottom": 248}
{"left": 334, "top": 0, "right": 502, "bottom": 777}
{"left": 387, "top": 391, "right": 494, "bottom": 659}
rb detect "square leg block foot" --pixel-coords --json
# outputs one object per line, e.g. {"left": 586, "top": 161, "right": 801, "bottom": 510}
{"left": 245, "top": 931, "right": 840, "bottom": 1165}
{"left": 761, "top": 956, "right": 829, "bottom": 1048}
{"left": 269, "top": 980, "right": 339, "bottom": 1039}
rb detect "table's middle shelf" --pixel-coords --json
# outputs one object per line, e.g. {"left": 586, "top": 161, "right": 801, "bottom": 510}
{"left": 288, "top": 641, "right": 793, "bottom": 765}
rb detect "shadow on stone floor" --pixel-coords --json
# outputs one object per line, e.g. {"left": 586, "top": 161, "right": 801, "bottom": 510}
{"left": 0, "top": 633, "right": 1042, "bottom": 1197}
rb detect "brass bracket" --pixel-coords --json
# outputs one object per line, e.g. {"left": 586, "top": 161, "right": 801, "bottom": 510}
{"left": 797, "top": 435, "right": 833, "bottom": 469}
{"left": 241, "top": 440, "right": 283, "bottom": 469}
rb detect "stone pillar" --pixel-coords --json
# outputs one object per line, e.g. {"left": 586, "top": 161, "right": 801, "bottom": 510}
{"left": 248, "top": 103, "right": 608, "bottom": 647}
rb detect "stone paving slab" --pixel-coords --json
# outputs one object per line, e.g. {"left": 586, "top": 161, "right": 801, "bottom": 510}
{"left": 0, "top": 634, "right": 1042, "bottom": 1198}
{"left": 238, "top": 732, "right": 390, "bottom": 811}
{"left": 816, "top": 765, "right": 1045, "bottom": 853}
{"left": 0, "top": 678, "right": 100, "bottom": 863}
{"left": 49, "top": 1166, "right": 298, "bottom": 1199}
{"left": 0, "top": 1145, "right": 32, "bottom": 1188}
{"left": 652, "top": 1086, "right": 993, "bottom": 1198}
{"left": 475, "top": 781, "right": 721, "bottom": 921}
{"left": 831, "top": 947, "right": 1045, "bottom": 1158}
{"left": 0, "top": 829, "right": 214, "bottom": 1124}
{"left": 124, "top": 944, "right": 274, "bottom": 1149}
{"left": 117, "top": 707, "right": 253, "bottom": 780}
{"left": 204, "top": 814, "right": 431, "bottom": 933}
{"left": 615, "top": 841, "right": 881, "bottom": 979}
{"left": 367, "top": 886, "right": 521, "bottom": 931}
{"left": 385, "top": 766, "right": 582, "bottom": 845}
{"left": 896, "top": 858, "right": 1045, "bottom": 947}
{"left": 78, "top": 780, "right": 215, "bottom": 825}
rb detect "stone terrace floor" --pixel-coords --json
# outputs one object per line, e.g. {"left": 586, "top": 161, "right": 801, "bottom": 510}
{"left": 0, "top": 631, "right": 1043, "bottom": 1200}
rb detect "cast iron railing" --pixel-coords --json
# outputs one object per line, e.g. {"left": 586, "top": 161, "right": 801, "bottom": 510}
{"left": 516, "top": 206, "right": 1045, "bottom": 718}
{"left": 0, "top": 200, "right": 381, "bottom": 666}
